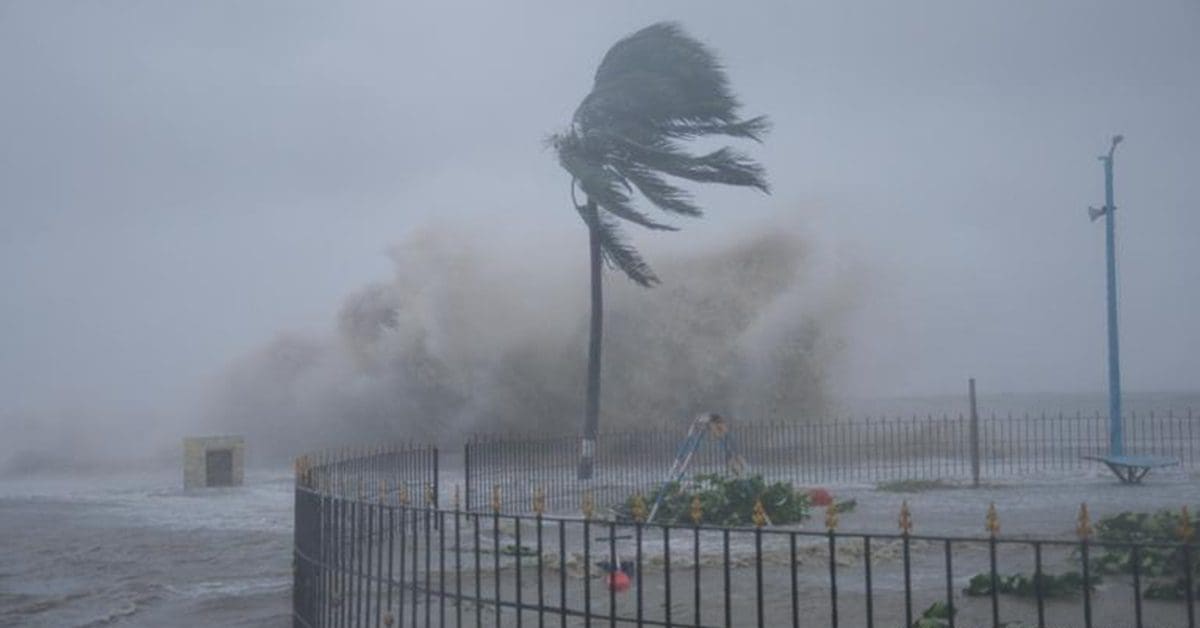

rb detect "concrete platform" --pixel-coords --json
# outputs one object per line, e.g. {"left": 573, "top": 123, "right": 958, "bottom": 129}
{"left": 183, "top": 436, "right": 245, "bottom": 489}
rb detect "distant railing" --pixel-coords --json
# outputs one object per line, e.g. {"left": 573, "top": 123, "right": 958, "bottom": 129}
{"left": 293, "top": 445, "right": 1200, "bottom": 628}
{"left": 464, "top": 410, "right": 1199, "bottom": 514}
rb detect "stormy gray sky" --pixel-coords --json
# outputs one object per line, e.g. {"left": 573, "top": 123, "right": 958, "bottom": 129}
{"left": 2, "top": 2, "right": 1197, "bottom": 450}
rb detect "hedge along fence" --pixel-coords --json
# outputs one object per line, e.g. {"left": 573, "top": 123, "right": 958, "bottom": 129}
{"left": 293, "top": 446, "right": 1199, "bottom": 628}
{"left": 463, "top": 410, "right": 1200, "bottom": 514}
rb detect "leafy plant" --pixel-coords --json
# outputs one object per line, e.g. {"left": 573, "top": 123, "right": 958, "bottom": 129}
{"left": 1088, "top": 508, "right": 1200, "bottom": 600}
{"left": 1144, "top": 578, "right": 1197, "bottom": 600}
{"left": 963, "top": 571, "right": 1099, "bottom": 598}
{"left": 619, "top": 473, "right": 810, "bottom": 526}
{"left": 911, "top": 601, "right": 954, "bottom": 628}
{"left": 500, "top": 544, "right": 538, "bottom": 557}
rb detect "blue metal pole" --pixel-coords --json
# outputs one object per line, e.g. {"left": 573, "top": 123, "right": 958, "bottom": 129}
{"left": 1101, "top": 138, "right": 1123, "bottom": 456}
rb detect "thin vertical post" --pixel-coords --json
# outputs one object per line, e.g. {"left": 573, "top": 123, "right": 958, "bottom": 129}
{"left": 464, "top": 442, "right": 472, "bottom": 513}
{"left": 411, "top": 505, "right": 419, "bottom": 628}
{"left": 455, "top": 505, "right": 462, "bottom": 628}
{"left": 863, "top": 536, "right": 873, "bottom": 628}
{"left": 722, "top": 528, "right": 731, "bottom": 628}
{"left": 791, "top": 534, "right": 800, "bottom": 628}
{"left": 398, "top": 504, "right": 407, "bottom": 628}
{"left": 944, "top": 540, "right": 955, "bottom": 628}
{"left": 1093, "top": 136, "right": 1125, "bottom": 456}
{"left": 755, "top": 527, "right": 764, "bottom": 628}
{"left": 827, "top": 530, "right": 838, "bottom": 628}
{"left": 1034, "top": 542, "right": 1045, "bottom": 628}
{"left": 663, "top": 526, "right": 672, "bottom": 628}
{"left": 515, "top": 519, "right": 523, "bottom": 628}
{"left": 535, "top": 515, "right": 544, "bottom": 628}
{"left": 473, "top": 514, "right": 482, "bottom": 628}
{"left": 1131, "top": 544, "right": 1143, "bottom": 628}
{"left": 1183, "top": 543, "right": 1195, "bottom": 628}
{"left": 583, "top": 518, "right": 592, "bottom": 628}
{"left": 693, "top": 526, "right": 701, "bottom": 626}
{"left": 988, "top": 536, "right": 999, "bottom": 628}
{"left": 493, "top": 512, "right": 501, "bottom": 628}
{"left": 558, "top": 521, "right": 567, "bottom": 628}
{"left": 970, "top": 378, "right": 980, "bottom": 487}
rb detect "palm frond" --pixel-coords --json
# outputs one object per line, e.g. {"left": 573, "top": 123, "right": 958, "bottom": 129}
{"left": 637, "top": 145, "right": 769, "bottom": 192}
{"left": 657, "top": 115, "right": 771, "bottom": 142}
{"left": 589, "top": 211, "right": 660, "bottom": 287}
{"left": 553, "top": 21, "right": 769, "bottom": 285}
{"left": 614, "top": 163, "right": 702, "bottom": 217}
{"left": 559, "top": 145, "right": 678, "bottom": 231}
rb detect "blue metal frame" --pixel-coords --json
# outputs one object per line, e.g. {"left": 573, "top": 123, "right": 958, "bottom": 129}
{"left": 1100, "top": 136, "right": 1123, "bottom": 456}
{"left": 1088, "top": 135, "right": 1178, "bottom": 482}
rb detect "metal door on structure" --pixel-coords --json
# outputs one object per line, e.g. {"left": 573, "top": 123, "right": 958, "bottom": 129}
{"left": 205, "top": 449, "right": 234, "bottom": 486}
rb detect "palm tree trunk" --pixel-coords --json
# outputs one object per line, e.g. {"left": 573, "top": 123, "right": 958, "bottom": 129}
{"left": 579, "top": 199, "right": 602, "bottom": 480}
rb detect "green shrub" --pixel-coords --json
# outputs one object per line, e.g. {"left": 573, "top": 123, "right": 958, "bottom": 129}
{"left": 618, "top": 473, "right": 811, "bottom": 526}
{"left": 1089, "top": 508, "right": 1200, "bottom": 600}
{"left": 963, "top": 571, "right": 1099, "bottom": 598}
{"left": 911, "top": 601, "right": 953, "bottom": 627}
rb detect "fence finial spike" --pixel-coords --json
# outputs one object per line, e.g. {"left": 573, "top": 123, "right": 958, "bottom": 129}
{"left": 533, "top": 486, "right": 546, "bottom": 517}
{"left": 690, "top": 495, "right": 704, "bottom": 526}
{"left": 824, "top": 504, "right": 839, "bottom": 531}
{"left": 491, "top": 484, "right": 502, "bottom": 514}
{"left": 986, "top": 502, "right": 1000, "bottom": 537}
{"left": 898, "top": 500, "right": 913, "bottom": 535}
{"left": 1179, "top": 505, "right": 1195, "bottom": 543}
{"left": 581, "top": 489, "right": 595, "bottom": 520}
{"left": 753, "top": 498, "right": 768, "bottom": 528}
{"left": 1076, "top": 502, "right": 1093, "bottom": 540}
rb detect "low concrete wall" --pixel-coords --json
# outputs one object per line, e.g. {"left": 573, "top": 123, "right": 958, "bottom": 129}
{"left": 183, "top": 435, "right": 245, "bottom": 489}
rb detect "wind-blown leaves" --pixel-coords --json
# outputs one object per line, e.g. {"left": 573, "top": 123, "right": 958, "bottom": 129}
{"left": 575, "top": 206, "right": 660, "bottom": 287}
{"left": 554, "top": 21, "right": 769, "bottom": 285}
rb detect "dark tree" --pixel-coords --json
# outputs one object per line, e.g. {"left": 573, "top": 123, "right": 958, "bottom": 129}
{"left": 551, "top": 22, "right": 769, "bottom": 479}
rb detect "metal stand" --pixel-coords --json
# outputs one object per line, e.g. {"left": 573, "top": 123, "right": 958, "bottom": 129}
{"left": 646, "top": 413, "right": 746, "bottom": 523}
{"left": 1083, "top": 454, "right": 1179, "bottom": 484}
{"left": 1083, "top": 135, "right": 1178, "bottom": 482}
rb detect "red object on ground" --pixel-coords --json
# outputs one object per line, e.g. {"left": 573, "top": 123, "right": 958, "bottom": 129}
{"left": 808, "top": 488, "right": 834, "bottom": 506}
{"left": 607, "top": 570, "right": 631, "bottom": 592}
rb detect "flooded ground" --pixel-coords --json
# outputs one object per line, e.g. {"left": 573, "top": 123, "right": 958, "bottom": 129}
{"left": 1, "top": 462, "right": 1195, "bottom": 627}
{"left": 0, "top": 470, "right": 293, "bottom": 627}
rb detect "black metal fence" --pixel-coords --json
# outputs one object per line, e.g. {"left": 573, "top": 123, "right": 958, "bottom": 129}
{"left": 294, "top": 444, "right": 439, "bottom": 625}
{"left": 465, "top": 410, "right": 1199, "bottom": 514}
{"left": 293, "top": 446, "right": 1199, "bottom": 628}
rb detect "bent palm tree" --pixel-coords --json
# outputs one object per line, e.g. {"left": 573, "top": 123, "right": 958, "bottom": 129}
{"left": 552, "top": 22, "right": 769, "bottom": 479}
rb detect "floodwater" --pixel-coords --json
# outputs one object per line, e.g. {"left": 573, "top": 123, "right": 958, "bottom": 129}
{"left": 0, "top": 420, "right": 1197, "bottom": 627}
{"left": 0, "top": 470, "right": 293, "bottom": 627}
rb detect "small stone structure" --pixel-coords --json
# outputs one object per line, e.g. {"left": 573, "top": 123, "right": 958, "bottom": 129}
{"left": 183, "top": 435, "right": 245, "bottom": 489}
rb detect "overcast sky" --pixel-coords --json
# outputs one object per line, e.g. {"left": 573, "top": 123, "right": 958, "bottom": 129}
{"left": 2, "top": 1, "right": 1197, "bottom": 437}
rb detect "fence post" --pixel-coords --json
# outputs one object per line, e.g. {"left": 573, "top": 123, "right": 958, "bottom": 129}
{"left": 969, "top": 378, "right": 981, "bottom": 487}
{"left": 463, "top": 440, "right": 472, "bottom": 513}
{"left": 433, "top": 446, "right": 440, "bottom": 507}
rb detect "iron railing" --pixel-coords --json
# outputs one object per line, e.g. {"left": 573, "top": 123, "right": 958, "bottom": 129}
{"left": 293, "top": 445, "right": 1199, "bottom": 628}
{"left": 465, "top": 410, "right": 1199, "bottom": 513}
